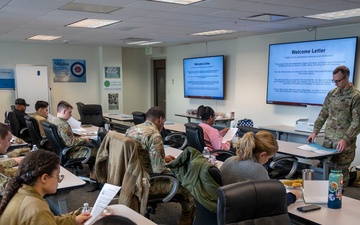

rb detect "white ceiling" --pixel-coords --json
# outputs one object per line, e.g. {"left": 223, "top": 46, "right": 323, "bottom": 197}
{"left": 1, "top": 0, "right": 360, "bottom": 47}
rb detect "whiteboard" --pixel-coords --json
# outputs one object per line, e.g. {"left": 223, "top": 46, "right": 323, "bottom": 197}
{"left": 15, "top": 65, "right": 50, "bottom": 114}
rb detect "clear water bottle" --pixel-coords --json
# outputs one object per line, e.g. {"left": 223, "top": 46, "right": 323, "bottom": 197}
{"left": 82, "top": 203, "right": 91, "bottom": 214}
{"left": 328, "top": 169, "right": 343, "bottom": 209}
{"left": 202, "top": 147, "right": 210, "bottom": 159}
{"left": 31, "top": 144, "right": 38, "bottom": 152}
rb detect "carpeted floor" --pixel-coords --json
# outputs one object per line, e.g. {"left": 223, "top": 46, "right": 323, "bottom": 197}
{"left": 63, "top": 167, "right": 360, "bottom": 225}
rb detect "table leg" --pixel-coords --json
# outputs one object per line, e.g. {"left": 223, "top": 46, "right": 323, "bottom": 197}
{"left": 50, "top": 191, "right": 70, "bottom": 214}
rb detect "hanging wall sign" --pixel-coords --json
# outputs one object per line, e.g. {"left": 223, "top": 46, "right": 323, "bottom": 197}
{"left": 53, "top": 59, "right": 86, "bottom": 82}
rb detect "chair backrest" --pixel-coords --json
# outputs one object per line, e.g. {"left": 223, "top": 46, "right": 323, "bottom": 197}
{"left": 184, "top": 122, "right": 205, "bottom": 152}
{"left": 193, "top": 166, "right": 222, "bottom": 225}
{"left": 80, "top": 104, "right": 104, "bottom": 127}
{"left": 76, "top": 102, "right": 85, "bottom": 116}
{"left": 132, "top": 111, "right": 146, "bottom": 125}
{"left": 24, "top": 115, "right": 43, "bottom": 148}
{"left": 216, "top": 180, "right": 291, "bottom": 225}
{"left": 6, "top": 110, "right": 20, "bottom": 137}
{"left": 41, "top": 120, "right": 67, "bottom": 163}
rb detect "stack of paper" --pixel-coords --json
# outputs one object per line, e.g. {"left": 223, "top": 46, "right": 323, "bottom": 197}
{"left": 222, "top": 128, "right": 238, "bottom": 143}
{"left": 303, "top": 180, "right": 328, "bottom": 204}
{"left": 297, "top": 142, "right": 338, "bottom": 154}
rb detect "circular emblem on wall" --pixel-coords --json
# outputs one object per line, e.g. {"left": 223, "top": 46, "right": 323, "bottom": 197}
{"left": 70, "top": 62, "right": 86, "bottom": 77}
{"left": 104, "top": 80, "right": 111, "bottom": 87}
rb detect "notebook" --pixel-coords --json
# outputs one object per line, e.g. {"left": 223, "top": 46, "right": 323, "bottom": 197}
{"left": 302, "top": 180, "right": 328, "bottom": 204}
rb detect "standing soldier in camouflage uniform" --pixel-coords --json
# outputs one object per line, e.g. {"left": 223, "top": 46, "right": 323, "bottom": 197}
{"left": 0, "top": 123, "right": 26, "bottom": 195}
{"left": 308, "top": 65, "right": 360, "bottom": 187}
{"left": 52, "top": 101, "right": 98, "bottom": 177}
{"left": 125, "top": 107, "right": 195, "bottom": 225}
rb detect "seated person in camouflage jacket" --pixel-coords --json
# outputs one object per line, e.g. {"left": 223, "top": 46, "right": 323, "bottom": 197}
{"left": 0, "top": 123, "right": 30, "bottom": 195}
{"left": 52, "top": 101, "right": 98, "bottom": 178}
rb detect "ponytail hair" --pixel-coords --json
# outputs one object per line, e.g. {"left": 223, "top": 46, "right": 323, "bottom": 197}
{"left": 197, "top": 105, "right": 215, "bottom": 120}
{"left": 0, "top": 150, "right": 60, "bottom": 215}
{"left": 233, "top": 130, "right": 278, "bottom": 162}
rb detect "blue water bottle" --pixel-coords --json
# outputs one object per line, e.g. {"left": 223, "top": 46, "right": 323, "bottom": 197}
{"left": 327, "top": 169, "right": 343, "bottom": 209}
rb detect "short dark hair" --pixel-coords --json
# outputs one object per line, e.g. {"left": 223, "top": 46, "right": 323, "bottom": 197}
{"left": 333, "top": 65, "right": 350, "bottom": 77}
{"left": 93, "top": 215, "right": 136, "bottom": 225}
{"left": 0, "top": 123, "right": 10, "bottom": 139}
{"left": 146, "top": 106, "right": 165, "bottom": 120}
{"left": 35, "top": 100, "right": 49, "bottom": 111}
{"left": 57, "top": 101, "right": 72, "bottom": 113}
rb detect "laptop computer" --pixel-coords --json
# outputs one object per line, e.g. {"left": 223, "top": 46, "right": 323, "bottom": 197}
{"left": 302, "top": 180, "right": 328, "bottom": 204}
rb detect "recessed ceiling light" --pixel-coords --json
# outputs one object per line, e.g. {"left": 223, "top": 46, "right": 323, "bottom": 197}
{"left": 190, "top": 29, "right": 237, "bottom": 36}
{"left": 148, "top": 0, "right": 203, "bottom": 5}
{"left": 27, "top": 35, "right": 62, "bottom": 41}
{"left": 305, "top": 8, "right": 360, "bottom": 20}
{"left": 66, "top": 19, "right": 120, "bottom": 28}
{"left": 244, "top": 13, "right": 289, "bottom": 22}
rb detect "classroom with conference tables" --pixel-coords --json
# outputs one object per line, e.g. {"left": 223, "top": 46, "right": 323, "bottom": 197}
{"left": 1, "top": 0, "right": 360, "bottom": 224}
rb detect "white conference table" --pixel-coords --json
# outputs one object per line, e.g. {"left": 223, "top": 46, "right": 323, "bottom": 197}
{"left": 164, "top": 122, "right": 185, "bottom": 133}
{"left": 277, "top": 140, "right": 339, "bottom": 180}
{"left": 175, "top": 113, "right": 233, "bottom": 126}
{"left": 103, "top": 112, "right": 134, "bottom": 122}
{"left": 288, "top": 196, "right": 359, "bottom": 225}
{"left": 90, "top": 204, "right": 157, "bottom": 225}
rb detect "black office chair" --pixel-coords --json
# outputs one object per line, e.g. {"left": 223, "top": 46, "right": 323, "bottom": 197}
{"left": 132, "top": 111, "right": 146, "bottom": 125}
{"left": 237, "top": 126, "right": 299, "bottom": 179}
{"left": 76, "top": 102, "right": 85, "bottom": 118}
{"left": 216, "top": 180, "right": 291, "bottom": 225}
{"left": 24, "top": 115, "right": 49, "bottom": 149}
{"left": 6, "top": 110, "right": 31, "bottom": 143}
{"left": 184, "top": 122, "right": 235, "bottom": 161}
{"left": 79, "top": 104, "right": 106, "bottom": 127}
{"left": 41, "top": 120, "right": 94, "bottom": 176}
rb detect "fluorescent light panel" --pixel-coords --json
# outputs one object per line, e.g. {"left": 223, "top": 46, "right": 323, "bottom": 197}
{"left": 126, "top": 41, "right": 162, "bottom": 45}
{"left": 305, "top": 8, "right": 360, "bottom": 20}
{"left": 27, "top": 35, "right": 62, "bottom": 41}
{"left": 190, "top": 29, "right": 237, "bottom": 36}
{"left": 149, "top": 0, "right": 203, "bottom": 5}
{"left": 66, "top": 19, "right": 120, "bottom": 28}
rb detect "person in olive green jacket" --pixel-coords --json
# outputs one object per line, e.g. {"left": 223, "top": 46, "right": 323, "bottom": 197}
{"left": 0, "top": 150, "right": 91, "bottom": 225}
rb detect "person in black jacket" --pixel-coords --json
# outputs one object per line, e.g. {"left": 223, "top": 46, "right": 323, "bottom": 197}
{"left": 13, "top": 98, "right": 29, "bottom": 130}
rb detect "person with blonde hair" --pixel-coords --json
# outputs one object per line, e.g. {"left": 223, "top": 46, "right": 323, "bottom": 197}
{"left": 220, "top": 130, "right": 300, "bottom": 206}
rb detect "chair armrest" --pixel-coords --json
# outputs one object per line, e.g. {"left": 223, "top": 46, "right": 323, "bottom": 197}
{"left": 210, "top": 150, "right": 236, "bottom": 156}
{"left": 164, "top": 133, "right": 188, "bottom": 150}
{"left": 150, "top": 173, "right": 180, "bottom": 202}
{"left": 270, "top": 155, "right": 298, "bottom": 179}
{"left": 19, "top": 127, "right": 28, "bottom": 134}
{"left": 40, "top": 138, "right": 48, "bottom": 146}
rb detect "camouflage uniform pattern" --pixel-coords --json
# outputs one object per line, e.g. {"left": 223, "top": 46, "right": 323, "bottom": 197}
{"left": 52, "top": 117, "right": 97, "bottom": 158}
{"left": 125, "top": 121, "right": 194, "bottom": 215}
{"left": 0, "top": 159, "right": 19, "bottom": 196}
{"left": 32, "top": 112, "right": 48, "bottom": 138}
{"left": 313, "top": 84, "right": 360, "bottom": 186}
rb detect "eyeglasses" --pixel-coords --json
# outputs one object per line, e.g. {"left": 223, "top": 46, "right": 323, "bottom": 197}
{"left": 332, "top": 77, "right": 346, "bottom": 84}
{"left": 50, "top": 174, "right": 64, "bottom": 183}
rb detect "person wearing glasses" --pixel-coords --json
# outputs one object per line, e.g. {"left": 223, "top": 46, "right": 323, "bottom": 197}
{"left": 308, "top": 65, "right": 360, "bottom": 188}
{"left": 197, "top": 105, "right": 233, "bottom": 161}
{"left": 0, "top": 150, "right": 91, "bottom": 225}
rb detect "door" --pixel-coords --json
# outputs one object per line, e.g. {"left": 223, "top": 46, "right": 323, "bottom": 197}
{"left": 154, "top": 59, "right": 166, "bottom": 114}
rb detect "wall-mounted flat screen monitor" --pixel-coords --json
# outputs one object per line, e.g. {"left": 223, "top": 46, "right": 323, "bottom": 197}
{"left": 266, "top": 37, "right": 358, "bottom": 106}
{"left": 183, "top": 55, "right": 225, "bottom": 100}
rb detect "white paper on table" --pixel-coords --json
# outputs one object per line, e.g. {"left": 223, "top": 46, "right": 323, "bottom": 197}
{"left": 67, "top": 116, "right": 81, "bottom": 129}
{"left": 47, "top": 113, "right": 55, "bottom": 123}
{"left": 85, "top": 183, "right": 121, "bottom": 225}
{"left": 222, "top": 128, "right": 238, "bottom": 143}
